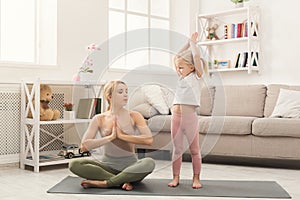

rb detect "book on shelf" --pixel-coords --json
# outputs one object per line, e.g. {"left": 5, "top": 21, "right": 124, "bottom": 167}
{"left": 224, "top": 24, "right": 228, "bottom": 39}
{"left": 234, "top": 53, "right": 241, "bottom": 68}
{"left": 251, "top": 52, "right": 259, "bottom": 66}
{"left": 237, "top": 52, "right": 244, "bottom": 68}
{"left": 89, "top": 98, "right": 102, "bottom": 117}
{"left": 77, "top": 98, "right": 102, "bottom": 119}
{"left": 235, "top": 52, "right": 248, "bottom": 68}
{"left": 224, "top": 20, "right": 254, "bottom": 39}
{"left": 235, "top": 51, "right": 259, "bottom": 68}
{"left": 242, "top": 52, "right": 248, "bottom": 67}
{"left": 95, "top": 98, "right": 102, "bottom": 115}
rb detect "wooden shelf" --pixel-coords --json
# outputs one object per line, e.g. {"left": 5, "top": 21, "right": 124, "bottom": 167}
{"left": 25, "top": 118, "right": 92, "bottom": 125}
{"left": 21, "top": 79, "right": 106, "bottom": 86}
{"left": 210, "top": 67, "right": 259, "bottom": 73}
{"left": 20, "top": 79, "right": 104, "bottom": 172}
{"left": 198, "top": 37, "right": 248, "bottom": 46}
{"left": 198, "top": 7, "right": 251, "bottom": 19}
{"left": 197, "top": 6, "right": 260, "bottom": 74}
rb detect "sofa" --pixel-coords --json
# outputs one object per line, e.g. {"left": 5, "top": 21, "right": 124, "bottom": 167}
{"left": 129, "top": 84, "right": 300, "bottom": 163}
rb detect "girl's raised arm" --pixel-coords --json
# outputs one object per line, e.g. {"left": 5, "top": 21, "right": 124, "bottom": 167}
{"left": 190, "top": 32, "right": 205, "bottom": 78}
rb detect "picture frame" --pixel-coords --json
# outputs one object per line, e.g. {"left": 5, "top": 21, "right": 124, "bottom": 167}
{"left": 217, "top": 60, "right": 231, "bottom": 68}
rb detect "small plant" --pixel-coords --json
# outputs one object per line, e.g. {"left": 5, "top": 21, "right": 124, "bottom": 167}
{"left": 214, "top": 59, "right": 218, "bottom": 65}
{"left": 79, "top": 44, "right": 101, "bottom": 74}
{"left": 63, "top": 103, "right": 74, "bottom": 111}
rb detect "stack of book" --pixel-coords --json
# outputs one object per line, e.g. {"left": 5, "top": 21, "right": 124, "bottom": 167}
{"left": 224, "top": 21, "right": 257, "bottom": 39}
{"left": 233, "top": 52, "right": 259, "bottom": 68}
{"left": 76, "top": 98, "right": 102, "bottom": 119}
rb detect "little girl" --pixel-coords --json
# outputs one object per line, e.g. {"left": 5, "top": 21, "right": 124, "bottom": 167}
{"left": 168, "top": 32, "right": 208, "bottom": 189}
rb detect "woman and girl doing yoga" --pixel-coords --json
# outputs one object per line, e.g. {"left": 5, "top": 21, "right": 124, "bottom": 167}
{"left": 69, "top": 32, "right": 208, "bottom": 191}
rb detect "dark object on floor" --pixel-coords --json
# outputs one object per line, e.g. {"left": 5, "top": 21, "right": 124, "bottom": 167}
{"left": 48, "top": 176, "right": 291, "bottom": 198}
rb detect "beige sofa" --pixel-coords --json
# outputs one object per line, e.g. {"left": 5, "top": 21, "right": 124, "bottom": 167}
{"left": 129, "top": 84, "right": 300, "bottom": 162}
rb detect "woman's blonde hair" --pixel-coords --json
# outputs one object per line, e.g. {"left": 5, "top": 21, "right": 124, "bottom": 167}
{"left": 104, "top": 80, "right": 126, "bottom": 111}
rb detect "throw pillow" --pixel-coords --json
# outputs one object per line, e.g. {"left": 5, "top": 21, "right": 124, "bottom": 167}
{"left": 132, "top": 103, "right": 159, "bottom": 119}
{"left": 142, "top": 85, "right": 170, "bottom": 114}
{"left": 270, "top": 88, "right": 300, "bottom": 118}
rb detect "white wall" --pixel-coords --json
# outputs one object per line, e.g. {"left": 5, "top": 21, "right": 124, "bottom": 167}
{"left": 0, "top": 0, "right": 108, "bottom": 83}
{"left": 1, "top": 0, "right": 299, "bottom": 86}
{"left": 199, "top": 0, "right": 300, "bottom": 85}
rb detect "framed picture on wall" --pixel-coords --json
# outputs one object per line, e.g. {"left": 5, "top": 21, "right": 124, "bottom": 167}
{"left": 217, "top": 60, "right": 231, "bottom": 68}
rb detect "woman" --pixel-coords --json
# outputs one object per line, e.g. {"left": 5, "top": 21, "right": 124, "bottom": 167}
{"left": 69, "top": 80, "right": 155, "bottom": 191}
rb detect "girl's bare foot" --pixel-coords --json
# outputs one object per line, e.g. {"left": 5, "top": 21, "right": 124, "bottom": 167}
{"left": 81, "top": 179, "right": 107, "bottom": 189}
{"left": 122, "top": 182, "right": 133, "bottom": 191}
{"left": 168, "top": 175, "right": 180, "bottom": 187}
{"left": 192, "top": 174, "right": 202, "bottom": 189}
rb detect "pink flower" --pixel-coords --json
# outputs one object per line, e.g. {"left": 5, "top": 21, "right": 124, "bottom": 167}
{"left": 63, "top": 103, "right": 74, "bottom": 111}
{"left": 79, "top": 43, "right": 101, "bottom": 74}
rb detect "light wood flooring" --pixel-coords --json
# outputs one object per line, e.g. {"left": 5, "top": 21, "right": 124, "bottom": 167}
{"left": 1, "top": 160, "right": 299, "bottom": 200}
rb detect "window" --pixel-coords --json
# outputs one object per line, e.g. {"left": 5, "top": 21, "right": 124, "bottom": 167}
{"left": 0, "top": 0, "right": 57, "bottom": 66}
{"left": 109, "top": 0, "right": 170, "bottom": 70}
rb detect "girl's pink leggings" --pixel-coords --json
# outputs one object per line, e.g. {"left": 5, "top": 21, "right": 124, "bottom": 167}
{"left": 171, "top": 112, "right": 201, "bottom": 176}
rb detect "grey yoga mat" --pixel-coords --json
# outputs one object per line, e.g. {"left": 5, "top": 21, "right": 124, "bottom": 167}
{"left": 47, "top": 176, "right": 291, "bottom": 198}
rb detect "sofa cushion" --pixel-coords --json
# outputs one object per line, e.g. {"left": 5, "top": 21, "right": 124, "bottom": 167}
{"left": 142, "top": 85, "right": 169, "bottom": 114}
{"left": 147, "top": 115, "right": 172, "bottom": 133}
{"left": 199, "top": 116, "right": 257, "bottom": 135}
{"left": 212, "top": 85, "right": 266, "bottom": 117}
{"left": 129, "top": 87, "right": 146, "bottom": 108}
{"left": 264, "top": 84, "right": 300, "bottom": 117}
{"left": 129, "top": 84, "right": 174, "bottom": 117}
{"left": 252, "top": 118, "right": 300, "bottom": 138}
{"left": 270, "top": 88, "right": 300, "bottom": 118}
{"left": 132, "top": 103, "right": 159, "bottom": 119}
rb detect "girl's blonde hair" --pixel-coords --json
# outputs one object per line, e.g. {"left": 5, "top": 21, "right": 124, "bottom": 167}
{"left": 104, "top": 80, "right": 126, "bottom": 111}
{"left": 174, "top": 50, "right": 209, "bottom": 75}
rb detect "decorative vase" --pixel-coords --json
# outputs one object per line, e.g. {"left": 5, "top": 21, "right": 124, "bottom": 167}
{"left": 235, "top": 2, "right": 244, "bottom": 8}
{"left": 64, "top": 111, "right": 75, "bottom": 120}
{"left": 79, "top": 72, "right": 93, "bottom": 82}
{"left": 72, "top": 73, "right": 80, "bottom": 82}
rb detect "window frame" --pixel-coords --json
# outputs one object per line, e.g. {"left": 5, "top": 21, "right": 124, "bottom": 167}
{"left": 108, "top": 0, "right": 171, "bottom": 71}
{"left": 0, "top": 0, "right": 57, "bottom": 68}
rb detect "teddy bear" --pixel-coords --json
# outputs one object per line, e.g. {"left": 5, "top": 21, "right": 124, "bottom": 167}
{"left": 206, "top": 24, "right": 219, "bottom": 40}
{"left": 28, "top": 84, "right": 60, "bottom": 121}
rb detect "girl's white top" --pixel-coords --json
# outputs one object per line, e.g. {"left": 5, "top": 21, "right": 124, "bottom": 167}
{"left": 173, "top": 72, "right": 202, "bottom": 106}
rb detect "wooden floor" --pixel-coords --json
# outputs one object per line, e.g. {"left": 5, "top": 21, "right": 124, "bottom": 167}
{"left": 1, "top": 160, "right": 299, "bottom": 200}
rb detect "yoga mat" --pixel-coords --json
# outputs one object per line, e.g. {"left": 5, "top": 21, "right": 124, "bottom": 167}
{"left": 48, "top": 176, "right": 291, "bottom": 198}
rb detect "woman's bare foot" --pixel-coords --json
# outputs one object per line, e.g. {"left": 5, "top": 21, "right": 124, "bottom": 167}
{"left": 122, "top": 182, "right": 133, "bottom": 191}
{"left": 81, "top": 179, "right": 107, "bottom": 189}
{"left": 168, "top": 175, "right": 180, "bottom": 187}
{"left": 192, "top": 174, "right": 202, "bottom": 189}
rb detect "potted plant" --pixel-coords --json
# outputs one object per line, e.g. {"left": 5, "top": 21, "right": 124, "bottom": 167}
{"left": 63, "top": 103, "right": 75, "bottom": 120}
{"left": 231, "top": 0, "right": 249, "bottom": 8}
{"left": 63, "top": 103, "right": 73, "bottom": 111}
{"left": 72, "top": 43, "right": 101, "bottom": 82}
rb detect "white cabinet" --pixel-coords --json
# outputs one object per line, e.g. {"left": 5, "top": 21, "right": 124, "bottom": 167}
{"left": 20, "top": 79, "right": 105, "bottom": 172}
{"left": 196, "top": 6, "right": 260, "bottom": 74}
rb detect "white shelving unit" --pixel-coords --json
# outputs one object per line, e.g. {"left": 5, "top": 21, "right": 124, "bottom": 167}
{"left": 20, "top": 79, "right": 105, "bottom": 172}
{"left": 197, "top": 6, "right": 260, "bottom": 74}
